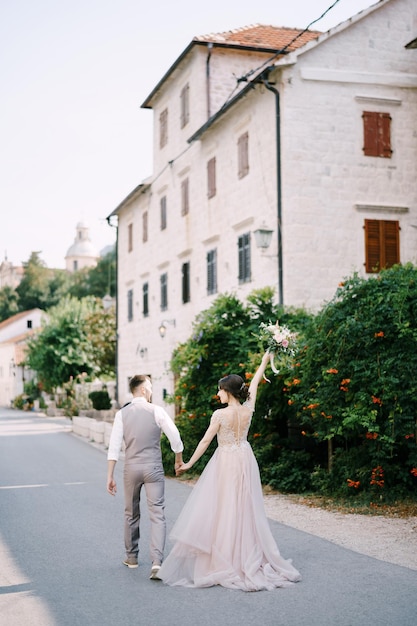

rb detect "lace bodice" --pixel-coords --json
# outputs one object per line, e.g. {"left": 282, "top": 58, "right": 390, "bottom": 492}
{"left": 213, "top": 401, "right": 254, "bottom": 449}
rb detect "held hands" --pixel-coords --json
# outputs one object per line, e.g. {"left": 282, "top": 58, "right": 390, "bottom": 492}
{"left": 175, "top": 462, "right": 192, "bottom": 476}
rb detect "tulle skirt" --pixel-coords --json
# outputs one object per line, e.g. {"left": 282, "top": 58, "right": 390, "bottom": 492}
{"left": 159, "top": 443, "right": 301, "bottom": 591}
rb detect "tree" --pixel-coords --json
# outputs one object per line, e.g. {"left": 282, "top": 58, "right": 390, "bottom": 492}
{"left": 68, "top": 247, "right": 116, "bottom": 299}
{"left": 26, "top": 296, "right": 115, "bottom": 391}
{"left": 16, "top": 252, "right": 52, "bottom": 311}
{"left": 0, "top": 286, "right": 19, "bottom": 322}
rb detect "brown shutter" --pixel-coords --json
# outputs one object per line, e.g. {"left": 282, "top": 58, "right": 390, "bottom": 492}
{"left": 365, "top": 219, "right": 381, "bottom": 272}
{"left": 365, "top": 219, "right": 399, "bottom": 273}
{"left": 383, "top": 220, "right": 399, "bottom": 268}
{"left": 207, "top": 157, "right": 216, "bottom": 198}
{"left": 379, "top": 113, "right": 392, "bottom": 158}
{"left": 363, "top": 112, "right": 379, "bottom": 157}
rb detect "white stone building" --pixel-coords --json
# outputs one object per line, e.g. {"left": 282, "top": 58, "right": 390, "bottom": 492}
{"left": 109, "top": 0, "right": 417, "bottom": 408}
{"left": 0, "top": 309, "right": 43, "bottom": 406}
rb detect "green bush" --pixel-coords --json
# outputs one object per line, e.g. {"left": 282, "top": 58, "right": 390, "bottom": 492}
{"left": 88, "top": 390, "right": 111, "bottom": 410}
{"left": 288, "top": 263, "right": 417, "bottom": 498}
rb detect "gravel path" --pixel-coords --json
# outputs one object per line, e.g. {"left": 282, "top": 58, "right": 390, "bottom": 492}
{"left": 263, "top": 493, "right": 417, "bottom": 571}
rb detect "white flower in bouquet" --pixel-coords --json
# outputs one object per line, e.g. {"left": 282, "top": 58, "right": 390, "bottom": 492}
{"left": 258, "top": 321, "right": 297, "bottom": 375}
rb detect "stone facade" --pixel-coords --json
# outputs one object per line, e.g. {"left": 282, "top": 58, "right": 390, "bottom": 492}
{"left": 110, "top": 0, "right": 417, "bottom": 410}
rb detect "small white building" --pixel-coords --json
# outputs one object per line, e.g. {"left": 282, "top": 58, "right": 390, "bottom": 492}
{"left": 109, "top": 0, "right": 417, "bottom": 409}
{"left": 0, "top": 309, "right": 43, "bottom": 406}
{"left": 65, "top": 221, "right": 99, "bottom": 272}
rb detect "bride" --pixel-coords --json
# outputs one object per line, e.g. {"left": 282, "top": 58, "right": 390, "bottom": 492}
{"left": 158, "top": 352, "right": 301, "bottom": 591}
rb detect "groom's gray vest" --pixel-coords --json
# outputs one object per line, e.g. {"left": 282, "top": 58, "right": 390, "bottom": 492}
{"left": 121, "top": 402, "right": 162, "bottom": 466}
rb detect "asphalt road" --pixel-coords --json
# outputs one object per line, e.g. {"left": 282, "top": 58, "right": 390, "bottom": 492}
{"left": 1, "top": 407, "right": 417, "bottom": 626}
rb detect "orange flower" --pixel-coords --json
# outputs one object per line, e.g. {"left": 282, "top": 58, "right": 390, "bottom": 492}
{"left": 371, "top": 395, "right": 382, "bottom": 405}
{"left": 338, "top": 282, "right": 345, "bottom": 287}
{"left": 347, "top": 479, "right": 360, "bottom": 489}
{"left": 410, "top": 468, "right": 417, "bottom": 477}
{"left": 301, "top": 431, "right": 307, "bottom": 436}
{"left": 366, "top": 432, "right": 378, "bottom": 440}
{"left": 341, "top": 379, "right": 351, "bottom": 385}
{"left": 319, "top": 411, "right": 333, "bottom": 419}
{"left": 326, "top": 368, "right": 338, "bottom": 374}
{"left": 253, "top": 433, "right": 261, "bottom": 438}
{"left": 287, "top": 399, "right": 294, "bottom": 405}
{"left": 405, "top": 434, "right": 415, "bottom": 439}
{"left": 307, "top": 403, "right": 319, "bottom": 409}
{"left": 292, "top": 378, "right": 301, "bottom": 385}
{"left": 374, "top": 331, "right": 384, "bottom": 338}
{"left": 245, "top": 372, "right": 253, "bottom": 380}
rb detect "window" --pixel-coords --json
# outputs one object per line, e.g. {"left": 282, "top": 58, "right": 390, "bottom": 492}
{"left": 73, "top": 260, "right": 78, "bottom": 271}
{"left": 180, "top": 83, "right": 189, "bottom": 128}
{"left": 143, "top": 211, "right": 148, "bottom": 243}
{"left": 27, "top": 320, "right": 32, "bottom": 329}
{"left": 160, "top": 196, "right": 167, "bottom": 230}
{"left": 142, "top": 282, "right": 149, "bottom": 317}
{"left": 207, "top": 157, "right": 216, "bottom": 199}
{"left": 159, "top": 108, "right": 168, "bottom": 148}
{"left": 207, "top": 249, "right": 217, "bottom": 295}
{"left": 182, "top": 262, "right": 190, "bottom": 303}
{"left": 160, "top": 273, "right": 168, "bottom": 311}
{"left": 362, "top": 111, "right": 392, "bottom": 158}
{"left": 364, "top": 219, "right": 399, "bottom": 273}
{"left": 238, "top": 132, "right": 249, "bottom": 178}
{"left": 238, "top": 233, "right": 251, "bottom": 283}
{"left": 128, "top": 223, "right": 133, "bottom": 252}
{"left": 127, "top": 289, "right": 133, "bottom": 322}
{"left": 181, "top": 178, "right": 189, "bottom": 216}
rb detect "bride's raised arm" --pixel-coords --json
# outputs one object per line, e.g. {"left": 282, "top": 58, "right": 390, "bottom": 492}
{"left": 247, "top": 352, "right": 270, "bottom": 408}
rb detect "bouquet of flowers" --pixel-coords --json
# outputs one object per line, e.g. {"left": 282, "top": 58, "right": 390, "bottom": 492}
{"left": 257, "top": 321, "right": 297, "bottom": 375}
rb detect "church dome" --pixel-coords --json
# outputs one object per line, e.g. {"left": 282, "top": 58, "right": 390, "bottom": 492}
{"left": 65, "top": 222, "right": 99, "bottom": 272}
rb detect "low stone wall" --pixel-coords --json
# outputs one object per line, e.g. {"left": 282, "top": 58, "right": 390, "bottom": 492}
{"left": 79, "top": 409, "right": 116, "bottom": 423}
{"left": 72, "top": 416, "right": 115, "bottom": 449}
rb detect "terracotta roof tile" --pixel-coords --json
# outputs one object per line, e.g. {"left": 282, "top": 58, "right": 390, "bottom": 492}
{"left": 194, "top": 24, "right": 321, "bottom": 53}
{"left": 0, "top": 309, "right": 40, "bottom": 331}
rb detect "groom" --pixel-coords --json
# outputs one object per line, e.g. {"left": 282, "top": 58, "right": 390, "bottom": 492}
{"left": 106, "top": 375, "right": 183, "bottom": 580}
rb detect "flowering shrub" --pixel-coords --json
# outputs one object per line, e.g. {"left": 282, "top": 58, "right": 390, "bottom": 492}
{"left": 288, "top": 264, "right": 417, "bottom": 499}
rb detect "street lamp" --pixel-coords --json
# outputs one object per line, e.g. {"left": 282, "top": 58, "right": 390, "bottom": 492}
{"left": 159, "top": 319, "right": 176, "bottom": 338}
{"left": 253, "top": 226, "right": 274, "bottom": 249}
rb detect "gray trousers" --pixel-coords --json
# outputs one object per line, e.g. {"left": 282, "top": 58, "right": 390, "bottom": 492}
{"left": 123, "top": 463, "right": 166, "bottom": 565}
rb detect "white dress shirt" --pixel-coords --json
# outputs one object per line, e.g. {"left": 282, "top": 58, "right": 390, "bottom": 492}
{"left": 107, "top": 396, "right": 183, "bottom": 461}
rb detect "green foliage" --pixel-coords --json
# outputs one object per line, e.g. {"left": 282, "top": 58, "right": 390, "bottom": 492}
{"left": 288, "top": 264, "right": 417, "bottom": 498}
{"left": 0, "top": 286, "right": 19, "bottom": 322}
{"left": 89, "top": 390, "right": 112, "bottom": 410}
{"left": 67, "top": 248, "right": 116, "bottom": 299}
{"left": 25, "top": 296, "right": 115, "bottom": 391}
{"left": 15, "top": 252, "right": 54, "bottom": 311}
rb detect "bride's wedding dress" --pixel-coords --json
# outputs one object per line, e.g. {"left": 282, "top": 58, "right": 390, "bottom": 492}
{"left": 159, "top": 402, "right": 301, "bottom": 591}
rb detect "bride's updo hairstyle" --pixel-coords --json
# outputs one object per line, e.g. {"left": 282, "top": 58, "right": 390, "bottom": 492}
{"left": 218, "top": 374, "right": 250, "bottom": 402}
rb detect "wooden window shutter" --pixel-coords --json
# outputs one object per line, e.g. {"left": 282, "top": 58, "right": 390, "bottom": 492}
{"left": 180, "top": 84, "right": 189, "bottom": 128}
{"left": 160, "top": 196, "right": 167, "bottom": 230}
{"left": 380, "top": 113, "right": 392, "bottom": 158}
{"left": 365, "top": 219, "right": 399, "bottom": 273}
{"left": 182, "top": 262, "right": 190, "bottom": 303}
{"left": 363, "top": 111, "right": 392, "bottom": 158}
{"left": 363, "top": 112, "right": 379, "bottom": 157}
{"left": 238, "top": 132, "right": 249, "bottom": 178}
{"left": 142, "top": 211, "right": 148, "bottom": 243}
{"left": 207, "top": 249, "right": 217, "bottom": 295}
{"left": 383, "top": 220, "right": 399, "bottom": 267}
{"left": 143, "top": 282, "right": 149, "bottom": 317}
{"left": 128, "top": 223, "right": 133, "bottom": 252}
{"left": 159, "top": 108, "right": 168, "bottom": 148}
{"left": 181, "top": 178, "right": 189, "bottom": 216}
{"left": 207, "top": 157, "right": 216, "bottom": 198}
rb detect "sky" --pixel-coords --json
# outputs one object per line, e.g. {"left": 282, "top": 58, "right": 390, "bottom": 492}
{"left": 1, "top": 0, "right": 378, "bottom": 269}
